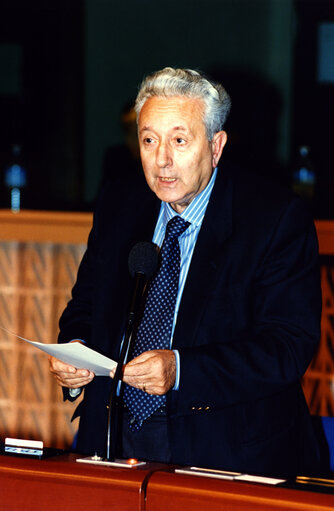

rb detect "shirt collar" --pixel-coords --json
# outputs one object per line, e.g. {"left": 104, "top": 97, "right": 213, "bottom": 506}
{"left": 161, "top": 167, "right": 218, "bottom": 229}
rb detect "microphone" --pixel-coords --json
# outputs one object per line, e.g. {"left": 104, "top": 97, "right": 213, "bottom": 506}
{"left": 105, "top": 242, "right": 158, "bottom": 461}
{"left": 128, "top": 241, "right": 159, "bottom": 278}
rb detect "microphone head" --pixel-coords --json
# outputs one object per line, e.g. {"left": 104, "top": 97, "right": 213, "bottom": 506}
{"left": 128, "top": 242, "right": 159, "bottom": 279}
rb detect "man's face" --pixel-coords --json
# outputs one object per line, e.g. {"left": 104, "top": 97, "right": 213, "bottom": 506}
{"left": 138, "top": 96, "right": 226, "bottom": 213}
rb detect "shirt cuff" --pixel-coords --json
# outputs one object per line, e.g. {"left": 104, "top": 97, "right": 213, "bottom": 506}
{"left": 69, "top": 387, "right": 82, "bottom": 398}
{"left": 172, "top": 349, "right": 180, "bottom": 391}
{"left": 68, "top": 340, "right": 85, "bottom": 398}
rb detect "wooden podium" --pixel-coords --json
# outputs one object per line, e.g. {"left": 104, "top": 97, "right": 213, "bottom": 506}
{"left": 1, "top": 453, "right": 334, "bottom": 511}
{"left": 145, "top": 470, "right": 334, "bottom": 511}
{"left": 0, "top": 453, "right": 159, "bottom": 511}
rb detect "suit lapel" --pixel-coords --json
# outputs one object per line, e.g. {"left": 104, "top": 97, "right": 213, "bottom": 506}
{"left": 173, "top": 167, "right": 233, "bottom": 349}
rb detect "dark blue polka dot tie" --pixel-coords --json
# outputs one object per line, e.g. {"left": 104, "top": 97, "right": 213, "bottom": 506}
{"left": 123, "top": 215, "right": 190, "bottom": 430}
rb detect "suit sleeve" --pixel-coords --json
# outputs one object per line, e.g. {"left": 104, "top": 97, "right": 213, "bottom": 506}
{"left": 175, "top": 197, "right": 321, "bottom": 411}
{"left": 58, "top": 224, "right": 97, "bottom": 346}
{"left": 57, "top": 195, "right": 102, "bottom": 402}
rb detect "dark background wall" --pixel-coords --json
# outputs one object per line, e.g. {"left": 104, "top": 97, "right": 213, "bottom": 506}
{"left": 84, "top": 0, "right": 293, "bottom": 203}
{"left": 0, "top": 0, "right": 83, "bottom": 209}
{"left": 0, "top": 0, "right": 333, "bottom": 216}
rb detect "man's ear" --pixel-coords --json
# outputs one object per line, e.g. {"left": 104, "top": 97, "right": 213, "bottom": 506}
{"left": 211, "top": 131, "right": 227, "bottom": 168}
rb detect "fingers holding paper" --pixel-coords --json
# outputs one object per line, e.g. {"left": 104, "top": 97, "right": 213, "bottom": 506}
{"left": 49, "top": 355, "right": 95, "bottom": 388}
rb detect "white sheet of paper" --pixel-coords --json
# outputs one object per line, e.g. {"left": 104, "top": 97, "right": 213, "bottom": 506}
{"left": 0, "top": 326, "right": 117, "bottom": 376}
{"left": 235, "top": 474, "right": 286, "bottom": 485}
{"left": 24, "top": 340, "right": 117, "bottom": 376}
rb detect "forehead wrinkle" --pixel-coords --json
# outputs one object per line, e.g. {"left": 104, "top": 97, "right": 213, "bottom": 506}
{"left": 139, "top": 96, "right": 206, "bottom": 138}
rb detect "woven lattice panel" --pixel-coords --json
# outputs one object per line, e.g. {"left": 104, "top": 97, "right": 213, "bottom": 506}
{"left": 0, "top": 241, "right": 85, "bottom": 449}
{"left": 303, "top": 264, "right": 334, "bottom": 416}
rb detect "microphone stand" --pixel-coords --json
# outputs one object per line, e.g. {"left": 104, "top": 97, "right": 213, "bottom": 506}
{"left": 105, "top": 272, "right": 146, "bottom": 461}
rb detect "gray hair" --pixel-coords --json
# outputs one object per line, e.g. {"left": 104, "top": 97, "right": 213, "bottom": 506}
{"left": 135, "top": 67, "right": 231, "bottom": 141}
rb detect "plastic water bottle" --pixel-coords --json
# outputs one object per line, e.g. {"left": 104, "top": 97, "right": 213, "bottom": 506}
{"left": 4, "top": 145, "right": 27, "bottom": 212}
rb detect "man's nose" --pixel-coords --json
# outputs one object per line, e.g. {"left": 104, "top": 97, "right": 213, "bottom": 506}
{"left": 156, "top": 141, "right": 172, "bottom": 168}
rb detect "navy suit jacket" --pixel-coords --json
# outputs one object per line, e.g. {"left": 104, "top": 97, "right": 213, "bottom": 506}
{"left": 59, "top": 163, "right": 321, "bottom": 476}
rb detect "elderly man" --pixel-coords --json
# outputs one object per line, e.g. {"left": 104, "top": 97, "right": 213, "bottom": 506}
{"left": 49, "top": 67, "right": 321, "bottom": 476}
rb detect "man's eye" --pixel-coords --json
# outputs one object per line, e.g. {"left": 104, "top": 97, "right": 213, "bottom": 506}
{"left": 176, "top": 138, "right": 185, "bottom": 144}
{"left": 143, "top": 137, "right": 153, "bottom": 144}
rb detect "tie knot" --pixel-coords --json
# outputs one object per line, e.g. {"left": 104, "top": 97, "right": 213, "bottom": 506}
{"left": 165, "top": 216, "right": 190, "bottom": 240}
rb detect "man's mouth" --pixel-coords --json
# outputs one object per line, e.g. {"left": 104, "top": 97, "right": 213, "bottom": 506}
{"left": 159, "top": 177, "right": 177, "bottom": 182}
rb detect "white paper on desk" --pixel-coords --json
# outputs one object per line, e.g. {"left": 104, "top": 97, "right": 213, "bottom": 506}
{"left": 23, "top": 340, "right": 117, "bottom": 376}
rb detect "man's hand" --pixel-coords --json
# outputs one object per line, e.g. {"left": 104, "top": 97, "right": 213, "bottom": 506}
{"left": 110, "top": 349, "right": 176, "bottom": 395}
{"left": 49, "top": 356, "right": 95, "bottom": 389}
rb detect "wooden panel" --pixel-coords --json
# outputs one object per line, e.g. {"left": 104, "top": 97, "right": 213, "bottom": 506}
{"left": 303, "top": 221, "right": 334, "bottom": 415}
{"left": 0, "top": 209, "right": 92, "bottom": 243}
{"left": 0, "top": 240, "right": 86, "bottom": 449}
{"left": 2, "top": 455, "right": 334, "bottom": 511}
{"left": 146, "top": 471, "right": 334, "bottom": 511}
{"left": 0, "top": 454, "right": 153, "bottom": 511}
{"left": 0, "top": 211, "right": 92, "bottom": 449}
{"left": 315, "top": 220, "right": 334, "bottom": 255}
{"left": 302, "top": 264, "right": 334, "bottom": 415}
